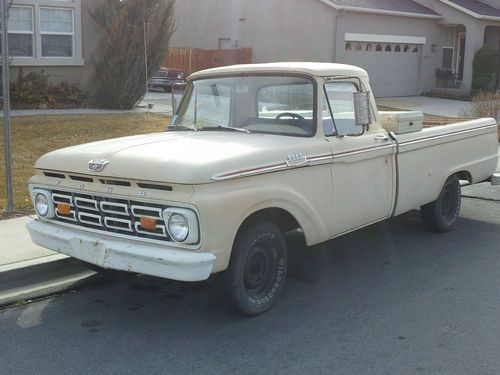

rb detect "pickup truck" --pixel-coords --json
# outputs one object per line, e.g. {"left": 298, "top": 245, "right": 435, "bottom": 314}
{"left": 26, "top": 62, "right": 499, "bottom": 315}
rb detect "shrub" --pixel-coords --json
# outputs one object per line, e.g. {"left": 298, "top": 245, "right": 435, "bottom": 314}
{"left": 469, "top": 91, "right": 500, "bottom": 121}
{"left": 472, "top": 47, "right": 498, "bottom": 74}
{"left": 472, "top": 47, "right": 499, "bottom": 92}
{"left": 90, "top": 0, "right": 175, "bottom": 109}
{"left": 461, "top": 91, "right": 500, "bottom": 140}
{"left": 5, "top": 70, "right": 88, "bottom": 109}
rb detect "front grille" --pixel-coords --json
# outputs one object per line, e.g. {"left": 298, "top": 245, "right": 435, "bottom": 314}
{"left": 50, "top": 190, "right": 171, "bottom": 242}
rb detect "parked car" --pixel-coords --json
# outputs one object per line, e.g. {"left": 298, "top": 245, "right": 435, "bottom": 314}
{"left": 148, "top": 67, "right": 185, "bottom": 92}
{"left": 27, "top": 63, "right": 499, "bottom": 315}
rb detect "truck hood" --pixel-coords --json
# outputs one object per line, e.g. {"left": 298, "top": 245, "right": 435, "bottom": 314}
{"left": 35, "top": 131, "right": 324, "bottom": 184}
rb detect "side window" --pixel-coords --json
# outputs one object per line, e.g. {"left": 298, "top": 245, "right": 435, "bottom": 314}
{"left": 323, "top": 82, "right": 361, "bottom": 136}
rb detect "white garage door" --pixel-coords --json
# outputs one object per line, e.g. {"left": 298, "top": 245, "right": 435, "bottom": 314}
{"left": 342, "top": 41, "right": 421, "bottom": 97}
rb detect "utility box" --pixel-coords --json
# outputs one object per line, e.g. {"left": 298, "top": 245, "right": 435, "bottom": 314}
{"left": 379, "top": 111, "right": 424, "bottom": 134}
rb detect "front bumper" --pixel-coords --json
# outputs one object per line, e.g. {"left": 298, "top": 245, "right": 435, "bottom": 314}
{"left": 26, "top": 220, "right": 216, "bottom": 282}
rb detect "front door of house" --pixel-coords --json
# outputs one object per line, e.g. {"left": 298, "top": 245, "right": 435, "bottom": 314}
{"left": 458, "top": 33, "right": 466, "bottom": 80}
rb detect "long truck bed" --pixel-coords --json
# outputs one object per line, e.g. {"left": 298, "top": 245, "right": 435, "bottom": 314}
{"left": 389, "top": 118, "right": 498, "bottom": 216}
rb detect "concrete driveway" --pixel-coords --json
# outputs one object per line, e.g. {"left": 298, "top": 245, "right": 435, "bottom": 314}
{"left": 139, "top": 90, "right": 183, "bottom": 114}
{"left": 376, "top": 96, "right": 473, "bottom": 117}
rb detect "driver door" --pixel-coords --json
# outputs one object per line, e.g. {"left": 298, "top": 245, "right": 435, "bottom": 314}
{"left": 323, "top": 81, "right": 395, "bottom": 237}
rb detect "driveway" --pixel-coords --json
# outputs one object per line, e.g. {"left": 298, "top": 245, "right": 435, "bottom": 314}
{"left": 376, "top": 96, "right": 472, "bottom": 117}
{"left": 138, "top": 90, "right": 182, "bottom": 114}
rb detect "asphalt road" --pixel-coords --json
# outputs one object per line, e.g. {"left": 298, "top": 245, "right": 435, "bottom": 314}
{"left": 1, "top": 198, "right": 499, "bottom": 375}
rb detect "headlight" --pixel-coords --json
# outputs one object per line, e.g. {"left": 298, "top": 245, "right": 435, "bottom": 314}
{"left": 168, "top": 213, "right": 189, "bottom": 242}
{"left": 30, "top": 188, "right": 55, "bottom": 219}
{"left": 35, "top": 193, "right": 49, "bottom": 217}
{"left": 163, "top": 208, "right": 199, "bottom": 244}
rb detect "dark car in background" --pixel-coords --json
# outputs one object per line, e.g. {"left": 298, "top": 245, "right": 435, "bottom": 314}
{"left": 148, "top": 67, "right": 185, "bottom": 92}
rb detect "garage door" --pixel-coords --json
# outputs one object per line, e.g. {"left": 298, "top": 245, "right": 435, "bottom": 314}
{"left": 341, "top": 40, "right": 422, "bottom": 97}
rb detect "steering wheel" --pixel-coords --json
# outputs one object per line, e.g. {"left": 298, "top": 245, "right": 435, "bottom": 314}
{"left": 276, "top": 112, "right": 305, "bottom": 121}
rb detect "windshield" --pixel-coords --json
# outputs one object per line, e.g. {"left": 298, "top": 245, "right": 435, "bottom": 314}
{"left": 172, "top": 75, "right": 316, "bottom": 136}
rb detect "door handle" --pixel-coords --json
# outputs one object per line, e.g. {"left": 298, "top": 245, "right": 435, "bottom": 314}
{"left": 374, "top": 134, "right": 390, "bottom": 142}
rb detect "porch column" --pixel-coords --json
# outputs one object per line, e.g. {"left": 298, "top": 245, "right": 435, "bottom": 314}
{"left": 462, "top": 23, "right": 486, "bottom": 93}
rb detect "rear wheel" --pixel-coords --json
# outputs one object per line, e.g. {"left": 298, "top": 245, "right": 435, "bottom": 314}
{"left": 226, "top": 221, "right": 288, "bottom": 316}
{"left": 420, "top": 174, "right": 461, "bottom": 232}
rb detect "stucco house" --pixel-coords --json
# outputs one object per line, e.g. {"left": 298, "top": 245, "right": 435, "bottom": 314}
{"left": 171, "top": 0, "right": 500, "bottom": 97}
{"left": 6, "top": 0, "right": 101, "bottom": 93}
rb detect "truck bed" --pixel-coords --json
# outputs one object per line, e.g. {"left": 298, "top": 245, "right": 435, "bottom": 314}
{"left": 391, "top": 118, "right": 499, "bottom": 216}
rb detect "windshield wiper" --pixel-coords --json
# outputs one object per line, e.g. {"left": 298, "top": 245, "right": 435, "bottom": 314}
{"left": 198, "top": 126, "right": 252, "bottom": 134}
{"left": 167, "top": 125, "right": 197, "bottom": 132}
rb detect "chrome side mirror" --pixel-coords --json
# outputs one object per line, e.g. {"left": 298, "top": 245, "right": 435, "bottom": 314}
{"left": 353, "top": 91, "right": 372, "bottom": 126}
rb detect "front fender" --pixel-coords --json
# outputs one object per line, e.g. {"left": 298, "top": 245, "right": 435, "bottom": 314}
{"left": 192, "top": 166, "right": 333, "bottom": 272}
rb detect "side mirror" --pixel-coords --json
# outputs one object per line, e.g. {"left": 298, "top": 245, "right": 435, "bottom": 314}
{"left": 353, "top": 91, "right": 372, "bottom": 126}
{"left": 171, "top": 82, "right": 187, "bottom": 114}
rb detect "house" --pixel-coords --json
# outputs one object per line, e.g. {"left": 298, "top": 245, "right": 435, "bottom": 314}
{"left": 6, "top": 0, "right": 102, "bottom": 93}
{"left": 170, "top": 0, "right": 500, "bottom": 97}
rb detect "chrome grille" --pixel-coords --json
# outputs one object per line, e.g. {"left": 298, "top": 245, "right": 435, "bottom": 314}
{"left": 50, "top": 190, "right": 171, "bottom": 242}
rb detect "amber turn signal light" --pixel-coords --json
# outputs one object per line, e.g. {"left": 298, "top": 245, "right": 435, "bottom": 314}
{"left": 140, "top": 216, "right": 157, "bottom": 231}
{"left": 57, "top": 203, "right": 71, "bottom": 215}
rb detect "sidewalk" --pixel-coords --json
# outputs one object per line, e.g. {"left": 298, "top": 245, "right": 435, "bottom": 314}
{"left": 0, "top": 148, "right": 498, "bottom": 308}
{"left": 0, "top": 216, "right": 95, "bottom": 307}
{"left": 376, "top": 96, "right": 472, "bottom": 117}
{"left": 11, "top": 92, "right": 179, "bottom": 117}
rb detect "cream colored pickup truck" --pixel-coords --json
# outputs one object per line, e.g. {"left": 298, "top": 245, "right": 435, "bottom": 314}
{"left": 27, "top": 63, "right": 499, "bottom": 315}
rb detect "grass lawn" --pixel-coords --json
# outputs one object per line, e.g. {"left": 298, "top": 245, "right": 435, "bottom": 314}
{"left": 0, "top": 113, "right": 170, "bottom": 219}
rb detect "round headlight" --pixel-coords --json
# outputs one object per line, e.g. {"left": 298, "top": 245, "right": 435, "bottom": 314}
{"left": 35, "top": 193, "right": 49, "bottom": 217}
{"left": 168, "top": 213, "right": 189, "bottom": 242}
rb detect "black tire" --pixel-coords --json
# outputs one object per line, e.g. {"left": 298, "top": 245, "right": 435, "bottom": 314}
{"left": 226, "top": 221, "right": 288, "bottom": 316}
{"left": 420, "top": 174, "right": 461, "bottom": 232}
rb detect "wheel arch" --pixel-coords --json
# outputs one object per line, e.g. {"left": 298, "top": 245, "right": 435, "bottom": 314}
{"left": 232, "top": 201, "right": 327, "bottom": 251}
{"left": 235, "top": 207, "right": 302, "bottom": 242}
{"left": 455, "top": 170, "right": 472, "bottom": 184}
{"left": 431, "top": 169, "right": 470, "bottom": 203}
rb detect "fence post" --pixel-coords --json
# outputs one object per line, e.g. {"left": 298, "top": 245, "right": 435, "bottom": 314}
{"left": 1, "top": 0, "right": 14, "bottom": 213}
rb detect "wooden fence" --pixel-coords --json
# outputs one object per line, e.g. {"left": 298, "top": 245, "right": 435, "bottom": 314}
{"left": 165, "top": 48, "right": 252, "bottom": 77}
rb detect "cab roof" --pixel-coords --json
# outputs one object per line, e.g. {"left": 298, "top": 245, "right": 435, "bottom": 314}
{"left": 189, "top": 62, "right": 369, "bottom": 79}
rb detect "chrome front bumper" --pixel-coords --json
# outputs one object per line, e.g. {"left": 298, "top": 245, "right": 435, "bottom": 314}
{"left": 26, "top": 220, "right": 216, "bottom": 282}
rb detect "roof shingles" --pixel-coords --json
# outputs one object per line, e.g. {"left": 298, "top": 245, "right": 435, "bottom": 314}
{"left": 444, "top": 0, "right": 500, "bottom": 18}
{"left": 329, "top": 0, "right": 440, "bottom": 16}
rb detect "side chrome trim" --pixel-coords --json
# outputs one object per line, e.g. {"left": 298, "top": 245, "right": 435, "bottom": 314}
{"left": 309, "top": 153, "right": 334, "bottom": 163}
{"left": 398, "top": 123, "right": 497, "bottom": 147}
{"left": 211, "top": 162, "right": 288, "bottom": 181}
{"left": 211, "top": 143, "right": 395, "bottom": 181}
{"left": 212, "top": 153, "right": 336, "bottom": 181}
{"left": 332, "top": 144, "right": 394, "bottom": 159}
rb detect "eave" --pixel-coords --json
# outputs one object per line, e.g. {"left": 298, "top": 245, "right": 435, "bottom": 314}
{"left": 320, "top": 0, "right": 443, "bottom": 19}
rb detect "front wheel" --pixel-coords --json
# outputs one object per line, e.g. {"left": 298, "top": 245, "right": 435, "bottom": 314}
{"left": 420, "top": 174, "right": 461, "bottom": 232}
{"left": 226, "top": 221, "right": 288, "bottom": 316}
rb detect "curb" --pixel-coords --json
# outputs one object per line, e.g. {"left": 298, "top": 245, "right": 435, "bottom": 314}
{"left": 0, "top": 256, "right": 96, "bottom": 308}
